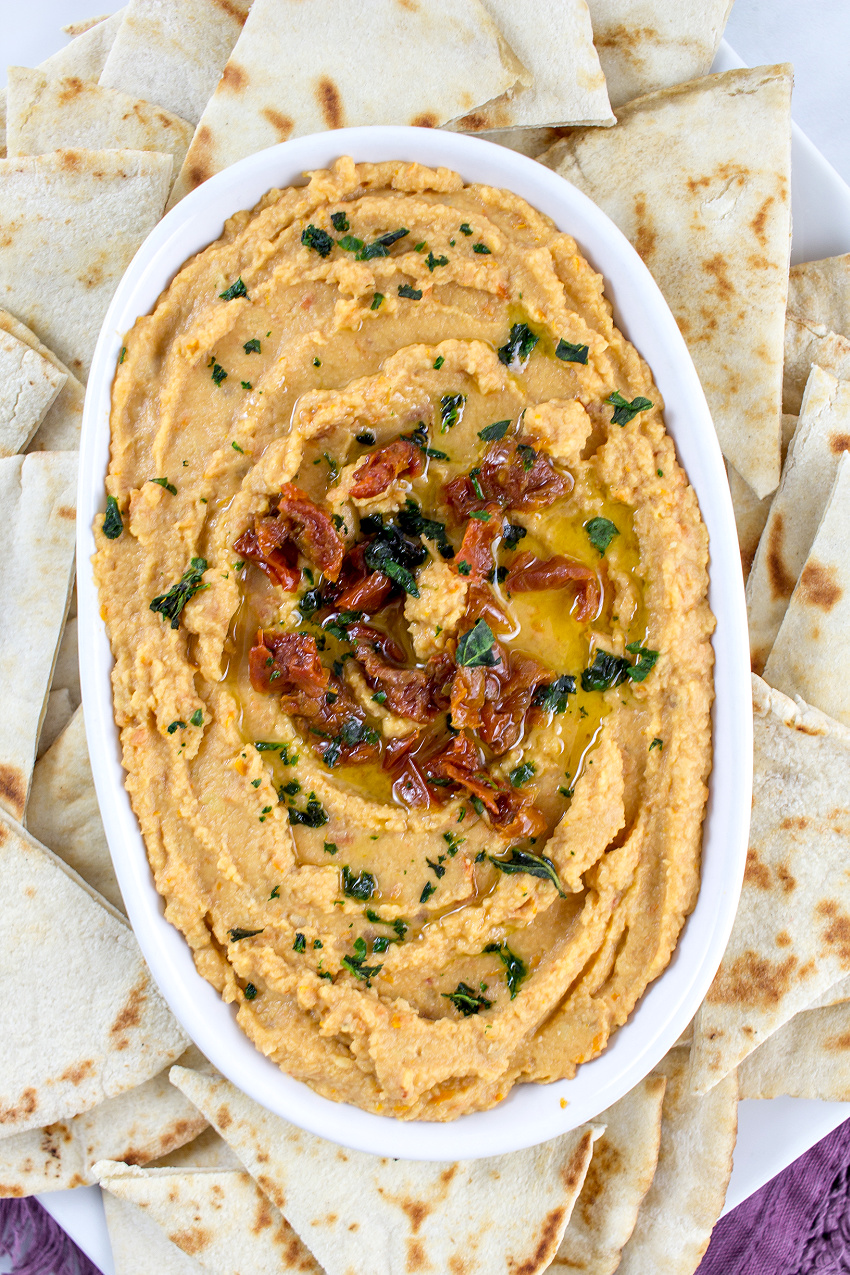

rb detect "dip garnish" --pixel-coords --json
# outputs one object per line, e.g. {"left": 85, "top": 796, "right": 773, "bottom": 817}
{"left": 488, "top": 848, "right": 566, "bottom": 897}
{"left": 149, "top": 557, "right": 207, "bottom": 629}
{"left": 606, "top": 390, "right": 654, "bottom": 425}
{"left": 555, "top": 338, "right": 589, "bottom": 364}
{"left": 498, "top": 323, "right": 539, "bottom": 371}
{"left": 484, "top": 942, "right": 528, "bottom": 999}
{"left": 102, "top": 495, "right": 123, "bottom": 539}
{"left": 219, "top": 277, "right": 248, "bottom": 300}
{"left": 442, "top": 982, "right": 492, "bottom": 1015}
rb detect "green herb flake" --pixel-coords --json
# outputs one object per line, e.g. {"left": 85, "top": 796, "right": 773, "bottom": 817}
{"left": 293, "top": 932, "right": 306, "bottom": 953}
{"left": 414, "top": 241, "right": 426, "bottom": 252}
{"left": 323, "top": 452, "right": 340, "bottom": 484}
{"left": 509, "top": 761, "right": 536, "bottom": 788}
{"left": 488, "top": 848, "right": 566, "bottom": 897}
{"left": 479, "top": 419, "right": 510, "bottom": 442}
{"left": 442, "top": 981, "right": 491, "bottom": 1015}
{"left": 313, "top": 939, "right": 323, "bottom": 949}
{"left": 559, "top": 786, "right": 575, "bottom": 799}
{"left": 341, "top": 936, "right": 383, "bottom": 985}
{"left": 426, "top": 251, "right": 448, "bottom": 271}
{"left": 471, "top": 795, "right": 486, "bottom": 817}
{"left": 625, "top": 642, "right": 660, "bottom": 683}
{"left": 189, "top": 708, "right": 203, "bottom": 727}
{"left": 331, "top": 211, "right": 349, "bottom": 232}
{"left": 555, "top": 338, "right": 589, "bottom": 364}
{"left": 440, "top": 393, "right": 465, "bottom": 433}
{"left": 420, "top": 881, "right": 436, "bottom": 904}
{"left": 301, "top": 224, "right": 334, "bottom": 257}
{"left": 342, "top": 866, "right": 377, "bottom": 901}
{"left": 228, "top": 927, "right": 264, "bottom": 942}
{"left": 607, "top": 390, "right": 653, "bottom": 426}
{"left": 324, "top": 841, "right": 338, "bottom": 855}
{"left": 433, "top": 355, "right": 445, "bottom": 369}
{"left": 455, "top": 619, "right": 499, "bottom": 669}
{"left": 211, "top": 363, "right": 228, "bottom": 385}
{"left": 459, "top": 223, "right": 473, "bottom": 236}
{"left": 649, "top": 738, "right": 663, "bottom": 751}
{"left": 167, "top": 720, "right": 185, "bottom": 734}
{"left": 585, "top": 516, "right": 619, "bottom": 556}
{"left": 473, "top": 242, "right": 491, "bottom": 254}
{"left": 118, "top": 346, "right": 127, "bottom": 364}
{"left": 219, "top": 277, "right": 248, "bottom": 301}
{"left": 370, "top": 292, "right": 384, "bottom": 310}
{"left": 398, "top": 284, "right": 423, "bottom": 300}
{"left": 288, "top": 793, "right": 328, "bottom": 827}
{"left": 241, "top": 380, "right": 252, "bottom": 390}
{"left": 581, "top": 649, "right": 631, "bottom": 692}
{"left": 244, "top": 338, "right": 261, "bottom": 354}
{"left": 313, "top": 357, "right": 322, "bottom": 367}
{"left": 373, "top": 936, "right": 391, "bottom": 953}
{"left": 498, "top": 323, "right": 538, "bottom": 371}
{"left": 484, "top": 942, "right": 527, "bottom": 998}
{"left": 457, "top": 560, "right": 471, "bottom": 576}
{"left": 337, "top": 234, "right": 365, "bottom": 253}
{"left": 243, "top": 982, "right": 258, "bottom": 1000}
{"left": 501, "top": 523, "right": 526, "bottom": 551}
{"left": 356, "top": 430, "right": 376, "bottom": 446}
{"left": 149, "top": 557, "right": 207, "bottom": 629}
{"left": 270, "top": 885, "right": 280, "bottom": 899}
{"left": 363, "top": 537, "right": 420, "bottom": 597}
{"left": 231, "top": 441, "right": 244, "bottom": 454}
{"left": 103, "top": 495, "right": 123, "bottom": 539}
{"left": 532, "top": 674, "right": 576, "bottom": 715}
{"left": 150, "top": 477, "right": 177, "bottom": 495}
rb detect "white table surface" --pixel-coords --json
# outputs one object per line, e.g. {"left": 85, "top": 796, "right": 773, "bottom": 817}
{"left": 2, "top": 4, "right": 850, "bottom": 1273}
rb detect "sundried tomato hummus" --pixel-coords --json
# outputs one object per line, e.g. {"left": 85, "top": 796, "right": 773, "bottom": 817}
{"left": 94, "top": 157, "right": 714, "bottom": 1120}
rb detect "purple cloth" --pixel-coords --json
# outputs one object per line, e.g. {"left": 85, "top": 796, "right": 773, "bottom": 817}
{"left": 699, "top": 1118, "right": 850, "bottom": 1274}
{"left": 0, "top": 1199, "right": 100, "bottom": 1275}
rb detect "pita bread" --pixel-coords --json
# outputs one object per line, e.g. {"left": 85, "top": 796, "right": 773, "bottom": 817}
{"left": 99, "top": 0, "right": 251, "bottom": 126}
{"left": 0, "top": 809, "right": 188, "bottom": 1135}
{"left": 727, "top": 414, "right": 797, "bottom": 580}
{"left": 469, "top": 126, "right": 570, "bottom": 159}
{"left": 747, "top": 366, "right": 850, "bottom": 672}
{"left": 63, "top": 15, "right": 112, "bottom": 38}
{"left": 36, "top": 687, "right": 75, "bottom": 759}
{"left": 168, "top": 0, "right": 528, "bottom": 206}
{"left": 0, "top": 325, "right": 66, "bottom": 457}
{"left": 542, "top": 65, "right": 793, "bottom": 499}
{"left": 738, "top": 1000, "right": 850, "bottom": 1100}
{"left": 689, "top": 676, "right": 850, "bottom": 1094}
{"left": 585, "top": 0, "right": 734, "bottom": 108}
{"left": 171, "top": 1065, "right": 599, "bottom": 1275}
{"left": 50, "top": 615, "right": 80, "bottom": 708}
{"left": 26, "top": 706, "right": 123, "bottom": 914}
{"left": 551, "top": 1073, "right": 666, "bottom": 1274}
{"left": 0, "top": 1046, "right": 208, "bottom": 1196}
{"left": 616, "top": 1048, "right": 737, "bottom": 1274}
{"left": 803, "top": 972, "right": 850, "bottom": 1012}
{"left": 150, "top": 1125, "right": 242, "bottom": 1171}
{"left": 784, "top": 252, "right": 850, "bottom": 411}
{"left": 0, "top": 309, "right": 84, "bottom": 452}
{"left": 5, "top": 68, "right": 193, "bottom": 185}
{"left": 0, "top": 149, "right": 171, "bottom": 381}
{"left": 446, "top": 0, "right": 613, "bottom": 130}
{"left": 763, "top": 452, "right": 850, "bottom": 726}
{"left": 95, "top": 1163, "right": 324, "bottom": 1274}
{"left": 103, "top": 1191, "right": 207, "bottom": 1275}
{"left": 0, "top": 451, "right": 77, "bottom": 821}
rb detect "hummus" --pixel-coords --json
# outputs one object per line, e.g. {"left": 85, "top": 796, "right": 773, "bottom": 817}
{"left": 94, "top": 158, "right": 714, "bottom": 1121}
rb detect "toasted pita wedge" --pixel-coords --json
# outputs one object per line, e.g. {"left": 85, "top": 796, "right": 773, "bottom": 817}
{"left": 542, "top": 65, "right": 793, "bottom": 498}
{"left": 99, "top": 0, "right": 250, "bottom": 126}
{"left": 171, "top": 1066, "right": 599, "bottom": 1275}
{"left": 689, "top": 676, "right": 850, "bottom": 1094}
{"left": 0, "top": 810, "right": 188, "bottom": 1134}
{"left": 37, "top": 687, "right": 74, "bottom": 759}
{"left": 103, "top": 1192, "right": 206, "bottom": 1275}
{"left": 727, "top": 415, "right": 797, "bottom": 580}
{"left": 763, "top": 452, "right": 850, "bottom": 725}
{"left": 784, "top": 252, "right": 850, "bottom": 411}
{"left": 472, "top": 126, "right": 570, "bottom": 158}
{"left": 739, "top": 1001, "right": 850, "bottom": 1100}
{"left": 616, "top": 1048, "right": 737, "bottom": 1274}
{"left": 804, "top": 973, "right": 850, "bottom": 1012}
{"left": 0, "top": 1046, "right": 208, "bottom": 1196}
{"left": 585, "top": 0, "right": 734, "bottom": 108}
{"left": 150, "top": 1125, "right": 242, "bottom": 1171}
{"left": 50, "top": 615, "right": 80, "bottom": 708}
{"left": 95, "top": 1163, "right": 323, "bottom": 1275}
{"left": 747, "top": 366, "right": 850, "bottom": 671}
{"left": 40, "top": 11, "right": 125, "bottom": 81}
{"left": 6, "top": 68, "right": 193, "bottom": 185}
{"left": 168, "top": 0, "right": 528, "bottom": 205}
{"left": 0, "top": 326, "right": 66, "bottom": 457}
{"left": 447, "top": 0, "right": 613, "bottom": 130}
{"left": 0, "top": 451, "right": 77, "bottom": 821}
{"left": 26, "top": 706, "right": 123, "bottom": 913}
{"left": 0, "top": 309, "right": 84, "bottom": 452}
{"left": 0, "top": 149, "right": 170, "bottom": 381}
{"left": 63, "top": 15, "right": 111, "bottom": 38}
{"left": 551, "top": 1073, "right": 666, "bottom": 1274}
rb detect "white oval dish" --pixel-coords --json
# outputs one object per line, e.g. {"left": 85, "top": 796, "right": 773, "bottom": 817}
{"left": 77, "top": 125, "right": 751, "bottom": 1162}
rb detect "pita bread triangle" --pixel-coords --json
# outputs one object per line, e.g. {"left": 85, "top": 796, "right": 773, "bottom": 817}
{"left": 102, "top": 1191, "right": 207, "bottom": 1275}
{"left": 168, "top": 0, "right": 529, "bottom": 206}
{"left": 763, "top": 451, "right": 850, "bottom": 727}
{"left": 94, "top": 1161, "right": 324, "bottom": 1275}
{"left": 738, "top": 999, "right": 850, "bottom": 1101}
{"left": 0, "top": 325, "right": 66, "bottom": 457}
{"left": 0, "top": 808, "right": 188, "bottom": 1135}
{"left": 689, "top": 675, "right": 850, "bottom": 1094}
{"left": 747, "top": 365, "right": 850, "bottom": 673}
{"left": 784, "top": 251, "right": 850, "bottom": 411}
{"left": 542, "top": 64, "right": 793, "bottom": 499}
{"left": 585, "top": 0, "right": 734, "bottom": 108}
{"left": 0, "top": 308, "right": 84, "bottom": 452}
{"left": 551, "top": 1073, "right": 666, "bottom": 1273}
{"left": 171, "top": 1066, "right": 600, "bottom": 1275}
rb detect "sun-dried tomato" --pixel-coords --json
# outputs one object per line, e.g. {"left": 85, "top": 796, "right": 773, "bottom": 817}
{"left": 328, "top": 543, "right": 395, "bottom": 613}
{"left": 349, "top": 439, "right": 424, "bottom": 499}
{"left": 449, "top": 665, "right": 486, "bottom": 730}
{"left": 249, "top": 630, "right": 329, "bottom": 695}
{"left": 444, "top": 441, "right": 569, "bottom": 518}
{"left": 393, "top": 759, "right": 432, "bottom": 808}
{"left": 421, "top": 733, "right": 544, "bottom": 835}
{"left": 234, "top": 528, "right": 301, "bottom": 591}
{"left": 455, "top": 505, "right": 502, "bottom": 580}
{"left": 506, "top": 551, "right": 601, "bottom": 621}
{"left": 477, "top": 648, "right": 550, "bottom": 755}
{"left": 464, "top": 581, "right": 514, "bottom": 635}
{"left": 263, "top": 484, "right": 345, "bottom": 580}
{"left": 350, "top": 629, "right": 451, "bottom": 724}
{"left": 382, "top": 732, "right": 422, "bottom": 772}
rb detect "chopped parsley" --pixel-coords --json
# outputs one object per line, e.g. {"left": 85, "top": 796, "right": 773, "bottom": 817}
{"left": 585, "top": 516, "right": 619, "bottom": 556}
{"left": 457, "top": 560, "right": 471, "bottom": 575}
{"left": 479, "top": 419, "right": 510, "bottom": 442}
{"left": 509, "top": 762, "right": 536, "bottom": 788}
{"left": 607, "top": 390, "right": 653, "bottom": 426}
{"left": 243, "top": 983, "right": 258, "bottom": 1000}
{"left": 501, "top": 523, "right": 526, "bottom": 551}
{"left": 342, "top": 866, "right": 377, "bottom": 901}
{"left": 356, "top": 430, "right": 376, "bottom": 446}
{"left": 358, "top": 228, "right": 409, "bottom": 260}
{"left": 459, "top": 223, "right": 473, "bottom": 236}
{"left": 167, "top": 720, "right": 185, "bottom": 734}
{"left": 443, "top": 831, "right": 465, "bottom": 856}
{"left": 625, "top": 641, "right": 660, "bottom": 682}
{"left": 293, "top": 932, "right": 306, "bottom": 953}
{"left": 426, "top": 251, "right": 449, "bottom": 271}
{"left": 398, "top": 284, "right": 423, "bottom": 300}
{"left": 581, "top": 649, "right": 631, "bottom": 692}
{"left": 532, "top": 674, "right": 576, "bottom": 714}
{"left": 324, "top": 842, "right": 338, "bottom": 855}
{"left": 363, "top": 527, "right": 423, "bottom": 597}
{"left": 433, "top": 355, "right": 445, "bottom": 369}
{"left": 232, "top": 441, "right": 244, "bottom": 453}
{"left": 400, "top": 422, "right": 449, "bottom": 462}
{"left": 280, "top": 779, "right": 301, "bottom": 797}
{"left": 118, "top": 346, "right": 127, "bottom": 364}
{"left": 313, "top": 357, "right": 322, "bottom": 367}
{"left": 555, "top": 338, "right": 589, "bottom": 364}
{"left": 372, "top": 691, "right": 387, "bottom": 705}
{"left": 322, "top": 451, "right": 340, "bottom": 484}
{"left": 149, "top": 557, "right": 207, "bottom": 629}
{"left": 150, "top": 477, "right": 177, "bottom": 495}
{"left": 288, "top": 793, "right": 328, "bottom": 827}
{"left": 269, "top": 885, "right": 280, "bottom": 899}
{"left": 650, "top": 738, "right": 663, "bottom": 751}
{"left": 219, "top": 277, "right": 248, "bottom": 300}
{"left": 443, "top": 981, "right": 491, "bottom": 1015}
{"left": 243, "top": 338, "right": 261, "bottom": 353}
{"left": 211, "top": 363, "right": 227, "bottom": 385}
{"left": 331, "top": 211, "right": 349, "bottom": 232}
{"left": 472, "top": 242, "right": 491, "bottom": 254}
{"left": 298, "top": 587, "right": 323, "bottom": 617}
{"left": 102, "top": 495, "right": 123, "bottom": 539}
{"left": 484, "top": 942, "right": 527, "bottom": 998}
{"left": 397, "top": 499, "right": 454, "bottom": 558}
{"left": 517, "top": 444, "right": 535, "bottom": 471}
{"left": 324, "top": 717, "right": 380, "bottom": 767}
{"left": 420, "top": 881, "right": 437, "bottom": 904}
{"left": 498, "top": 323, "right": 539, "bottom": 371}
{"left": 341, "top": 937, "right": 383, "bottom": 986}
{"left": 241, "top": 380, "right": 252, "bottom": 390}
{"left": 426, "top": 857, "right": 446, "bottom": 879}
{"left": 440, "top": 393, "right": 466, "bottom": 433}
{"left": 488, "top": 848, "right": 566, "bottom": 897}
{"left": 337, "top": 234, "right": 364, "bottom": 253}
{"left": 371, "top": 292, "right": 384, "bottom": 310}
{"left": 301, "top": 224, "right": 334, "bottom": 257}
{"left": 228, "top": 927, "right": 264, "bottom": 942}
{"left": 190, "top": 708, "right": 203, "bottom": 727}
{"left": 455, "top": 620, "right": 498, "bottom": 668}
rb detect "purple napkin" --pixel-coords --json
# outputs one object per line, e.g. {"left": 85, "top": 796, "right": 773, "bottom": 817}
{"left": 699, "top": 1118, "right": 850, "bottom": 1274}
{"left": 0, "top": 1199, "right": 99, "bottom": 1275}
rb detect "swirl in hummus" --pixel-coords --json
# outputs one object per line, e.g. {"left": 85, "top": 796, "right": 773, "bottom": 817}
{"left": 94, "top": 158, "right": 714, "bottom": 1121}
